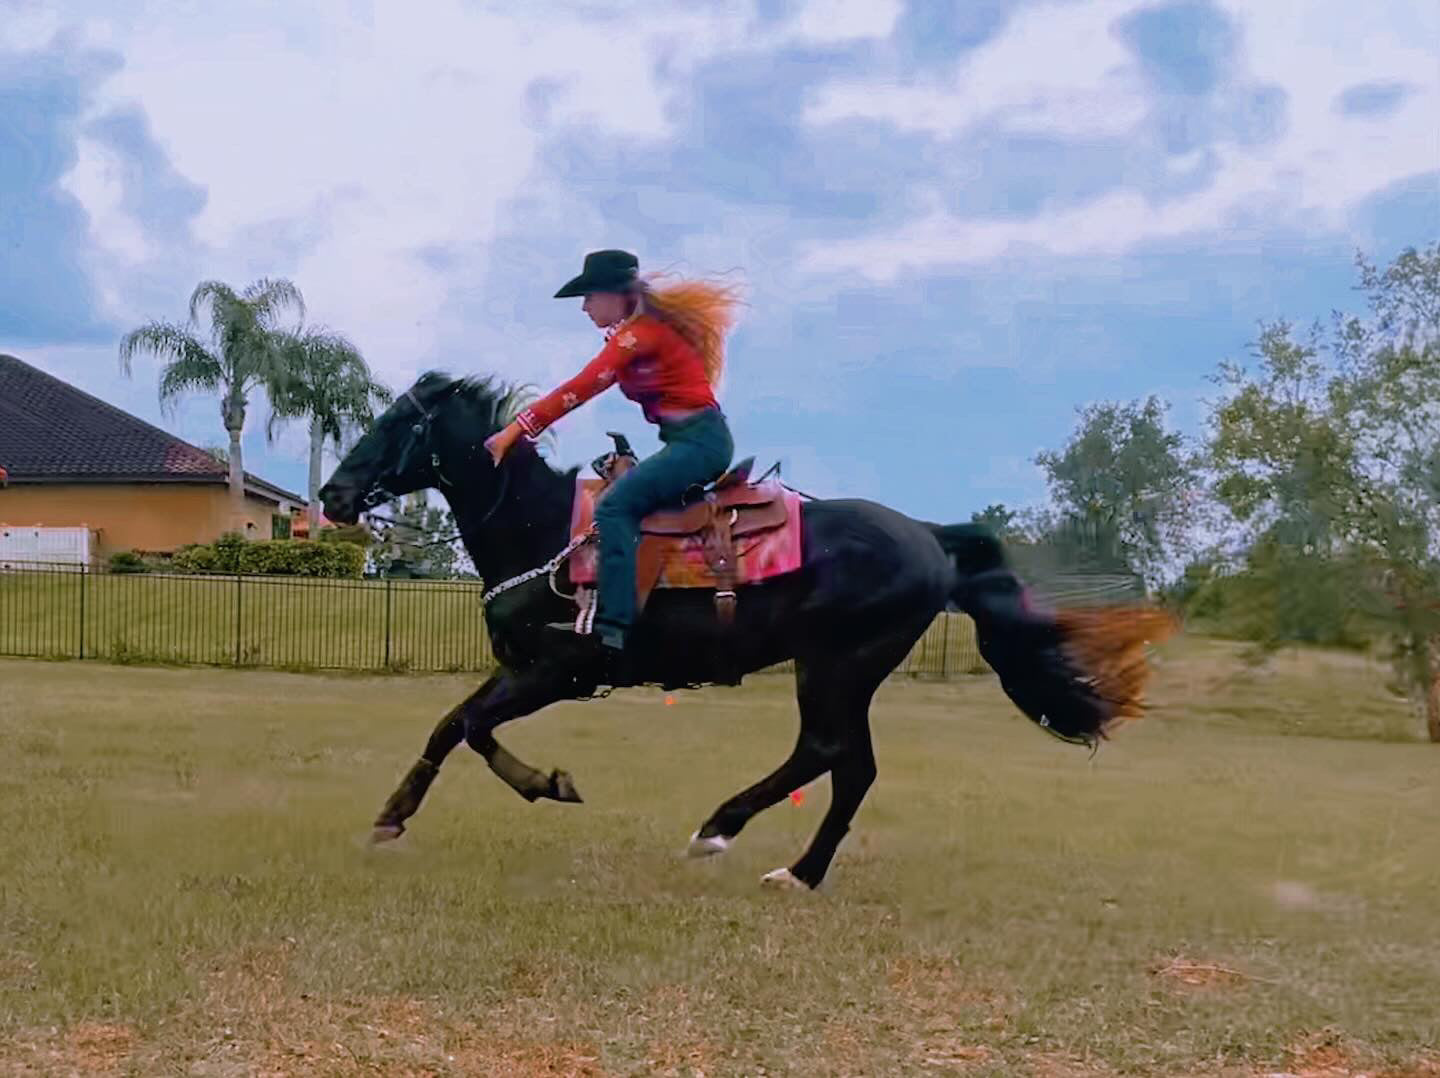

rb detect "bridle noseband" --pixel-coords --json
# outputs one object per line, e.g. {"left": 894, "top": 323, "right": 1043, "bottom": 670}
{"left": 358, "top": 385, "right": 510, "bottom": 529}
{"left": 359, "top": 387, "right": 447, "bottom": 510}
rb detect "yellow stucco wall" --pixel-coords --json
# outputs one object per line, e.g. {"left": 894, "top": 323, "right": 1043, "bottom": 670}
{"left": 0, "top": 483, "right": 287, "bottom": 555}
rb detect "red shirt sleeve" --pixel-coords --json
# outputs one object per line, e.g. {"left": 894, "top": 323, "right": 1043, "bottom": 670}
{"left": 515, "top": 321, "right": 653, "bottom": 436}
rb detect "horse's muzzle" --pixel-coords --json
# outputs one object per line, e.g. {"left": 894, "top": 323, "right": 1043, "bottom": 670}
{"left": 318, "top": 482, "right": 359, "bottom": 525}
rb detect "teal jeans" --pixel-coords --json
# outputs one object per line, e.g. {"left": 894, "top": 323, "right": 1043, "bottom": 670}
{"left": 593, "top": 409, "right": 734, "bottom": 645}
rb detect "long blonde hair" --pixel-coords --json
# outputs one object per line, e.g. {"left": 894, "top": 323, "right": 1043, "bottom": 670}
{"left": 634, "top": 274, "right": 744, "bottom": 388}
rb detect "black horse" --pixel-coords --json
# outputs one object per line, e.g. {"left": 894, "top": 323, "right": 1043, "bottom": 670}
{"left": 319, "top": 373, "right": 1169, "bottom": 889}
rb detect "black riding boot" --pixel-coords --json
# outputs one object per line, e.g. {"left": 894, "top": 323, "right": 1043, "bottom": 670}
{"left": 542, "top": 623, "right": 639, "bottom": 688}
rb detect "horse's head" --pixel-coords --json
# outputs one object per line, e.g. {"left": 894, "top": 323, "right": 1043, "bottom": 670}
{"left": 319, "top": 372, "right": 520, "bottom": 524}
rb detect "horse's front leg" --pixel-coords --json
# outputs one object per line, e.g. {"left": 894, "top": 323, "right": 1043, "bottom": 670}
{"left": 370, "top": 663, "right": 594, "bottom": 844}
{"left": 372, "top": 673, "right": 502, "bottom": 842}
{"left": 466, "top": 659, "right": 601, "bottom": 801}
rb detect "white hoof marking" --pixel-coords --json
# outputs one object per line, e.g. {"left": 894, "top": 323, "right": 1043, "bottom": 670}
{"left": 760, "top": 867, "right": 807, "bottom": 890}
{"left": 687, "top": 831, "right": 730, "bottom": 858}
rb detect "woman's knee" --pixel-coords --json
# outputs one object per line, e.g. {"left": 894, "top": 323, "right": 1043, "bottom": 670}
{"left": 595, "top": 490, "right": 643, "bottom": 528}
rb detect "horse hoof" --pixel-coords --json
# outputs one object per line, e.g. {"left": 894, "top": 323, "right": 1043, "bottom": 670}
{"left": 370, "top": 823, "right": 404, "bottom": 844}
{"left": 760, "top": 867, "right": 807, "bottom": 890}
{"left": 687, "top": 831, "right": 731, "bottom": 858}
{"left": 548, "top": 769, "right": 584, "bottom": 804}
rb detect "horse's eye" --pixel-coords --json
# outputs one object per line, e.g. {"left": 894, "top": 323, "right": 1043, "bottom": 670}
{"left": 412, "top": 423, "right": 424, "bottom": 435}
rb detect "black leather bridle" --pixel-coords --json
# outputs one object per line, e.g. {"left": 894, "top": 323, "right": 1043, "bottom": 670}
{"left": 358, "top": 385, "right": 510, "bottom": 529}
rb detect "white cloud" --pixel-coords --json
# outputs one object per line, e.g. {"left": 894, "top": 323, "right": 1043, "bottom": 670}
{"left": 61, "top": 137, "right": 152, "bottom": 264}
{"left": 19, "top": 0, "right": 1437, "bottom": 412}
{"left": 805, "top": 0, "right": 1150, "bottom": 140}
{"left": 1217, "top": 0, "right": 1440, "bottom": 213}
{"left": 801, "top": 0, "right": 1440, "bottom": 279}
{"left": 782, "top": 0, "right": 903, "bottom": 45}
{"left": 43, "top": 0, "right": 755, "bottom": 389}
{"left": 0, "top": 1, "right": 61, "bottom": 50}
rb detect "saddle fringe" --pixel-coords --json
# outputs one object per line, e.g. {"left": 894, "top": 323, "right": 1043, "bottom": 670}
{"left": 1053, "top": 605, "right": 1180, "bottom": 731}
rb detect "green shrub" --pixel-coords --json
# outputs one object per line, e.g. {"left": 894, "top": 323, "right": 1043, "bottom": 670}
{"left": 318, "top": 523, "right": 371, "bottom": 548}
{"left": 107, "top": 551, "right": 151, "bottom": 574}
{"left": 212, "top": 532, "right": 248, "bottom": 571}
{"left": 170, "top": 537, "right": 364, "bottom": 578}
{"left": 237, "top": 539, "right": 364, "bottom": 578}
{"left": 171, "top": 543, "right": 221, "bottom": 574}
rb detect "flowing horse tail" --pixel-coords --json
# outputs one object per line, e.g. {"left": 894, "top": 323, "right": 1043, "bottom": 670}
{"left": 930, "top": 523, "right": 1179, "bottom": 746}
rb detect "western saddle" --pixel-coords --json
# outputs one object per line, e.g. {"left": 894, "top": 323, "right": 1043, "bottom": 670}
{"left": 590, "top": 433, "right": 788, "bottom": 629}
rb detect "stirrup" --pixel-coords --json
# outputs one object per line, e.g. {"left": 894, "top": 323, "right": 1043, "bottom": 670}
{"left": 546, "top": 619, "right": 625, "bottom": 650}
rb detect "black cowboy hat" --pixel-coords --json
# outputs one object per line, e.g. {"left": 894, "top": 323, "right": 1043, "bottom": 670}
{"left": 554, "top": 249, "right": 640, "bottom": 298}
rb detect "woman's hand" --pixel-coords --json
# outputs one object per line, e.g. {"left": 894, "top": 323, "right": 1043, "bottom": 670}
{"left": 484, "top": 422, "right": 523, "bottom": 466}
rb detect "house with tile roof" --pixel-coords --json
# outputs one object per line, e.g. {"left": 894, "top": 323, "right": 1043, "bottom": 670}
{"left": 0, "top": 353, "right": 304, "bottom": 556}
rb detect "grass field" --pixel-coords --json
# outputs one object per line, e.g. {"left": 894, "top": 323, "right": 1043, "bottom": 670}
{"left": 1, "top": 636, "right": 1436, "bottom": 1076}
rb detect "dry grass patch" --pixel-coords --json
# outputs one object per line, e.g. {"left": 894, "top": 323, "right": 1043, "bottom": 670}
{"left": 3, "top": 1022, "right": 137, "bottom": 1076}
{"left": 1150, "top": 953, "right": 1266, "bottom": 990}
{"left": 66, "top": 946, "right": 610, "bottom": 1077}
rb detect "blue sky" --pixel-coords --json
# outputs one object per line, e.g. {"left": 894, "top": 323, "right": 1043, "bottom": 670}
{"left": 2, "top": 0, "right": 1436, "bottom": 522}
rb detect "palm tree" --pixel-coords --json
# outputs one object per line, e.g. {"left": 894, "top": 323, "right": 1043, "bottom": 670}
{"left": 120, "top": 279, "right": 304, "bottom": 526}
{"left": 267, "top": 328, "right": 392, "bottom": 536}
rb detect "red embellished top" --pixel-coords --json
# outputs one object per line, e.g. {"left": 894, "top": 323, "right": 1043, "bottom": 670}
{"left": 514, "top": 315, "right": 718, "bottom": 437}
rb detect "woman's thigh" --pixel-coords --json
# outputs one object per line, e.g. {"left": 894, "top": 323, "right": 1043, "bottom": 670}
{"left": 598, "top": 441, "right": 715, "bottom": 521}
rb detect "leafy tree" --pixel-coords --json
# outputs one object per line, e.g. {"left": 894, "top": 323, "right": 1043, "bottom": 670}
{"left": 120, "top": 279, "right": 304, "bottom": 525}
{"left": 968, "top": 503, "right": 1025, "bottom": 542}
{"left": 371, "top": 491, "right": 466, "bottom": 579}
{"left": 1208, "top": 322, "right": 1367, "bottom": 552}
{"left": 267, "top": 328, "right": 391, "bottom": 537}
{"left": 1334, "top": 243, "right": 1440, "bottom": 740}
{"left": 1205, "top": 243, "right": 1440, "bottom": 739}
{"left": 1034, "top": 396, "right": 1199, "bottom": 587}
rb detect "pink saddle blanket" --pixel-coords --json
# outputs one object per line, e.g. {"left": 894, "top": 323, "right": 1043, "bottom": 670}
{"left": 566, "top": 478, "right": 804, "bottom": 589}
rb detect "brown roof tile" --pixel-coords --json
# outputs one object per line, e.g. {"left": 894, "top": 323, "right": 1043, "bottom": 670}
{"left": 0, "top": 353, "right": 303, "bottom": 502}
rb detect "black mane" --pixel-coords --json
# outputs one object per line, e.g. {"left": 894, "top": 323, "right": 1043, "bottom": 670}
{"left": 412, "top": 370, "right": 536, "bottom": 433}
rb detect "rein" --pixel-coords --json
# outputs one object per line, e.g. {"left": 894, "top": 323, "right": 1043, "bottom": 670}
{"left": 364, "top": 467, "right": 510, "bottom": 543}
{"left": 480, "top": 527, "right": 595, "bottom": 607}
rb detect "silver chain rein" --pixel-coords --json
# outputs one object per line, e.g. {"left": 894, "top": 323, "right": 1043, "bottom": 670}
{"left": 480, "top": 527, "right": 596, "bottom": 607}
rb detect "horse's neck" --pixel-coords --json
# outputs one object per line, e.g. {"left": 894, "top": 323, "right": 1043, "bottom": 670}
{"left": 446, "top": 448, "right": 577, "bottom": 587}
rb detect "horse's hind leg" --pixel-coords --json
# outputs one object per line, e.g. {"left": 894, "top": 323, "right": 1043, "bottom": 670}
{"left": 768, "top": 717, "right": 876, "bottom": 889}
{"left": 687, "top": 723, "right": 830, "bottom": 857}
{"left": 761, "top": 669, "right": 881, "bottom": 890}
{"left": 766, "top": 610, "right": 944, "bottom": 886}
{"left": 687, "top": 657, "right": 864, "bottom": 859}
{"left": 761, "top": 619, "right": 930, "bottom": 889}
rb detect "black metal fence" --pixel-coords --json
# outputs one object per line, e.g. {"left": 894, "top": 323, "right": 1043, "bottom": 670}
{"left": 0, "top": 562, "right": 986, "bottom": 676}
{"left": 0, "top": 563, "right": 493, "bottom": 672}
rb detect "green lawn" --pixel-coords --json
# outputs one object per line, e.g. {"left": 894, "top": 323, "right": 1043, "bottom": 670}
{"left": 0, "top": 636, "right": 1435, "bottom": 1076}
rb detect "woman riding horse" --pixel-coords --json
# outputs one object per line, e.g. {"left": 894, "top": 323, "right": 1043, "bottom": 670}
{"left": 316, "top": 256, "right": 1175, "bottom": 889}
{"left": 484, "top": 250, "right": 738, "bottom": 664}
